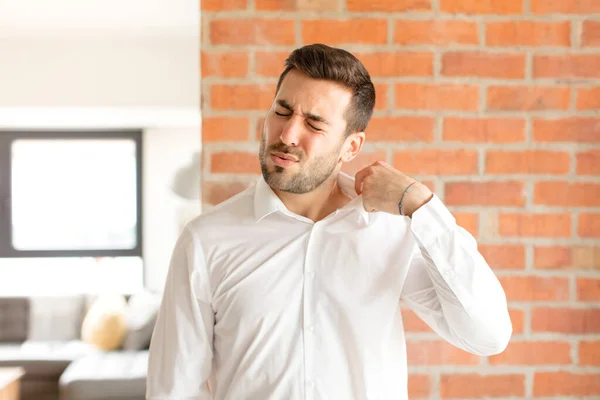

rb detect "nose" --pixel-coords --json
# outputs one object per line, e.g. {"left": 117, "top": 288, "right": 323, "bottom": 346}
{"left": 279, "top": 115, "right": 303, "bottom": 147}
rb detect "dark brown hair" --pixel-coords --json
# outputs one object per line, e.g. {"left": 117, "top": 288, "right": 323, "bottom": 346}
{"left": 275, "top": 43, "right": 375, "bottom": 137}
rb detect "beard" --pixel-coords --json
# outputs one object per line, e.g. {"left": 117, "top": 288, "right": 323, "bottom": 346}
{"left": 258, "top": 130, "right": 343, "bottom": 194}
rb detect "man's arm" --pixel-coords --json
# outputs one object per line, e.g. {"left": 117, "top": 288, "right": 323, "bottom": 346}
{"left": 354, "top": 161, "right": 511, "bottom": 355}
{"left": 400, "top": 195, "right": 512, "bottom": 355}
{"left": 147, "top": 226, "right": 214, "bottom": 400}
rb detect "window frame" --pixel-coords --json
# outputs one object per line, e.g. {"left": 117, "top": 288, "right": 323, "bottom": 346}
{"left": 0, "top": 130, "right": 143, "bottom": 258}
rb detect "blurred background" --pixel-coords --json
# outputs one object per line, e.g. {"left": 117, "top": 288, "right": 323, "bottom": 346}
{"left": 200, "top": 0, "right": 600, "bottom": 399}
{"left": 0, "top": 0, "right": 199, "bottom": 398}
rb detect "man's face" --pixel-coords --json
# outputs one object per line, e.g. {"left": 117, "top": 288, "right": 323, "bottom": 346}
{"left": 259, "top": 70, "right": 353, "bottom": 194}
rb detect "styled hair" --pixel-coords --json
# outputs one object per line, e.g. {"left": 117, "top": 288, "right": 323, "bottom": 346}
{"left": 275, "top": 44, "right": 376, "bottom": 136}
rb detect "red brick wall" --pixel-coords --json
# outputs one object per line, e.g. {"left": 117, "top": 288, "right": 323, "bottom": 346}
{"left": 200, "top": 0, "right": 600, "bottom": 398}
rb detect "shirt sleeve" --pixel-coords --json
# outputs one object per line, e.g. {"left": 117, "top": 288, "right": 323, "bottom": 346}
{"left": 146, "top": 226, "right": 214, "bottom": 400}
{"left": 399, "top": 194, "right": 512, "bottom": 356}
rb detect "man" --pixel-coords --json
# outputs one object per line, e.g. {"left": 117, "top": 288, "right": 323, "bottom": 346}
{"left": 147, "top": 44, "right": 512, "bottom": 400}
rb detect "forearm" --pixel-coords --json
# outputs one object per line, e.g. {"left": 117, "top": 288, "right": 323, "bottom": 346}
{"left": 403, "top": 195, "right": 512, "bottom": 355}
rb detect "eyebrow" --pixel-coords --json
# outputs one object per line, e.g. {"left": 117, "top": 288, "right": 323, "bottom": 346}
{"left": 276, "top": 99, "right": 330, "bottom": 125}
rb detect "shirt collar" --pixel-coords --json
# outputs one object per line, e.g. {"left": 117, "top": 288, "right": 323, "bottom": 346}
{"left": 254, "top": 171, "right": 370, "bottom": 225}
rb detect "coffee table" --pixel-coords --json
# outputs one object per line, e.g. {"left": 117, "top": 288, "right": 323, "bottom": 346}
{"left": 0, "top": 368, "right": 24, "bottom": 400}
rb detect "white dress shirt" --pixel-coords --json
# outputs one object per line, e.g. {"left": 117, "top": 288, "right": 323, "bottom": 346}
{"left": 147, "top": 172, "right": 512, "bottom": 400}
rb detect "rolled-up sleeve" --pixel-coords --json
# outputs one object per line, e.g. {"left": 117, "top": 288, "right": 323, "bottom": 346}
{"left": 400, "top": 194, "right": 512, "bottom": 356}
{"left": 147, "top": 226, "right": 214, "bottom": 400}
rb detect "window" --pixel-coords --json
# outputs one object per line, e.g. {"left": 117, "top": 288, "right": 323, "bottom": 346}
{"left": 0, "top": 130, "right": 143, "bottom": 258}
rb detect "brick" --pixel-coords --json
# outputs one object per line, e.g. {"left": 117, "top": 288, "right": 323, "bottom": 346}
{"left": 395, "top": 84, "right": 479, "bottom": 111}
{"left": 442, "top": 52, "right": 525, "bottom": 79}
{"left": 582, "top": 21, "right": 600, "bottom": 46}
{"left": 486, "top": 21, "right": 570, "bottom": 46}
{"left": 342, "top": 150, "right": 387, "bottom": 176}
{"left": 534, "top": 372, "right": 600, "bottom": 397}
{"left": 534, "top": 182, "right": 600, "bottom": 207}
{"left": 440, "top": 374, "right": 525, "bottom": 398}
{"left": 394, "top": 20, "right": 478, "bottom": 45}
{"left": 210, "top": 151, "right": 260, "bottom": 174}
{"left": 401, "top": 308, "right": 434, "bottom": 333}
{"left": 453, "top": 212, "right": 479, "bottom": 237}
{"left": 580, "top": 213, "right": 600, "bottom": 237}
{"left": 408, "top": 374, "right": 431, "bottom": 399}
{"left": 211, "top": 84, "right": 275, "bottom": 111}
{"left": 531, "top": 0, "right": 600, "bottom": 14}
{"left": 578, "top": 278, "right": 600, "bottom": 301}
{"left": 202, "top": 0, "right": 246, "bottom": 11}
{"left": 393, "top": 149, "right": 478, "bottom": 175}
{"left": 256, "top": 0, "right": 338, "bottom": 11}
{"left": 441, "top": 0, "right": 523, "bottom": 14}
{"left": 443, "top": 118, "right": 525, "bottom": 144}
{"left": 533, "top": 118, "right": 600, "bottom": 143}
{"left": 532, "top": 308, "right": 600, "bottom": 334}
{"left": 509, "top": 308, "right": 525, "bottom": 334}
{"left": 487, "top": 86, "right": 570, "bottom": 111}
{"left": 479, "top": 244, "right": 525, "bottom": 270}
{"left": 486, "top": 150, "right": 570, "bottom": 174}
{"left": 499, "top": 213, "right": 571, "bottom": 237}
{"left": 302, "top": 19, "right": 387, "bottom": 45}
{"left": 202, "top": 117, "right": 249, "bottom": 142}
{"left": 210, "top": 19, "right": 295, "bottom": 45}
{"left": 202, "top": 181, "right": 253, "bottom": 205}
{"left": 534, "top": 54, "right": 600, "bottom": 78}
{"left": 201, "top": 51, "right": 249, "bottom": 78}
{"left": 255, "top": 52, "right": 289, "bottom": 77}
{"left": 445, "top": 182, "right": 525, "bottom": 206}
{"left": 406, "top": 340, "right": 480, "bottom": 365}
{"left": 534, "top": 246, "right": 600, "bottom": 270}
{"left": 498, "top": 276, "right": 570, "bottom": 301}
{"left": 374, "top": 83, "right": 388, "bottom": 110}
{"left": 366, "top": 117, "right": 434, "bottom": 142}
{"left": 347, "top": 0, "right": 431, "bottom": 12}
{"left": 580, "top": 341, "right": 600, "bottom": 366}
{"left": 576, "top": 87, "right": 600, "bottom": 110}
{"left": 357, "top": 52, "right": 433, "bottom": 77}
{"left": 489, "top": 341, "right": 571, "bottom": 365}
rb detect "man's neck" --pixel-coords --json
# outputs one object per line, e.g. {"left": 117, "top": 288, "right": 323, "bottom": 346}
{"left": 272, "top": 172, "right": 352, "bottom": 223}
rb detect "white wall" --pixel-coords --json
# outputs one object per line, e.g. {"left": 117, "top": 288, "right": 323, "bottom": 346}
{"left": 0, "top": 35, "right": 199, "bottom": 109}
{"left": 143, "top": 127, "right": 201, "bottom": 292}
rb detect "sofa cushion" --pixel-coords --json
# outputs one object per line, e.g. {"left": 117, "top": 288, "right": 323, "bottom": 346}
{"left": 28, "top": 296, "right": 86, "bottom": 341}
{"left": 59, "top": 351, "right": 148, "bottom": 400}
{"left": 122, "top": 291, "right": 161, "bottom": 351}
{"left": 0, "top": 341, "right": 98, "bottom": 378}
{"left": 0, "top": 297, "right": 30, "bottom": 342}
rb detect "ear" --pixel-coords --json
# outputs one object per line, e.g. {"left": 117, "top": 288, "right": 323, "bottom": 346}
{"left": 340, "top": 132, "right": 365, "bottom": 163}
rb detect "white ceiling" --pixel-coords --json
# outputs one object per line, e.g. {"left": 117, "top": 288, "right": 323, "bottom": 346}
{"left": 0, "top": 0, "right": 198, "bottom": 36}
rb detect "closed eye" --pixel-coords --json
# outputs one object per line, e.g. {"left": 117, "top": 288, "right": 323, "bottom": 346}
{"left": 275, "top": 111, "right": 290, "bottom": 117}
{"left": 307, "top": 123, "right": 322, "bottom": 132}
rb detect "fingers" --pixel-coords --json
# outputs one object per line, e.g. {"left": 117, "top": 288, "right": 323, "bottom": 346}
{"left": 354, "top": 166, "right": 371, "bottom": 195}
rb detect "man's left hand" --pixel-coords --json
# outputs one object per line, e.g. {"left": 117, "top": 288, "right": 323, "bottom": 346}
{"left": 354, "top": 161, "right": 434, "bottom": 217}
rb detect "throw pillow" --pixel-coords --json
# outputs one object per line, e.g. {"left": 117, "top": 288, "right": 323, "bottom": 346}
{"left": 81, "top": 294, "right": 128, "bottom": 351}
{"left": 122, "top": 290, "right": 162, "bottom": 351}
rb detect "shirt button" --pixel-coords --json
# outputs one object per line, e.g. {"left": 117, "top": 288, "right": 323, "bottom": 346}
{"left": 307, "top": 271, "right": 315, "bottom": 279}
{"left": 307, "top": 380, "right": 314, "bottom": 388}
{"left": 307, "top": 325, "right": 315, "bottom": 333}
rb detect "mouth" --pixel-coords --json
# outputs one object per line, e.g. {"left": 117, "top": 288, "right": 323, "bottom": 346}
{"left": 270, "top": 152, "right": 299, "bottom": 167}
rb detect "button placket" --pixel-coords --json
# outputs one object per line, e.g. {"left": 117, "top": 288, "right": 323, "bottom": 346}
{"left": 302, "top": 223, "right": 321, "bottom": 399}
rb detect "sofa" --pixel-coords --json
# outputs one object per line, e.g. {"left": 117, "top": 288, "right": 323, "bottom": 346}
{"left": 0, "top": 291, "right": 161, "bottom": 400}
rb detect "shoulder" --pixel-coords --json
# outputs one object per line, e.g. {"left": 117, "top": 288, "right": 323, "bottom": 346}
{"left": 185, "top": 182, "right": 257, "bottom": 242}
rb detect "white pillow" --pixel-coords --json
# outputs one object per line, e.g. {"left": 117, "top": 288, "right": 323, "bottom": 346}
{"left": 122, "top": 290, "right": 161, "bottom": 351}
